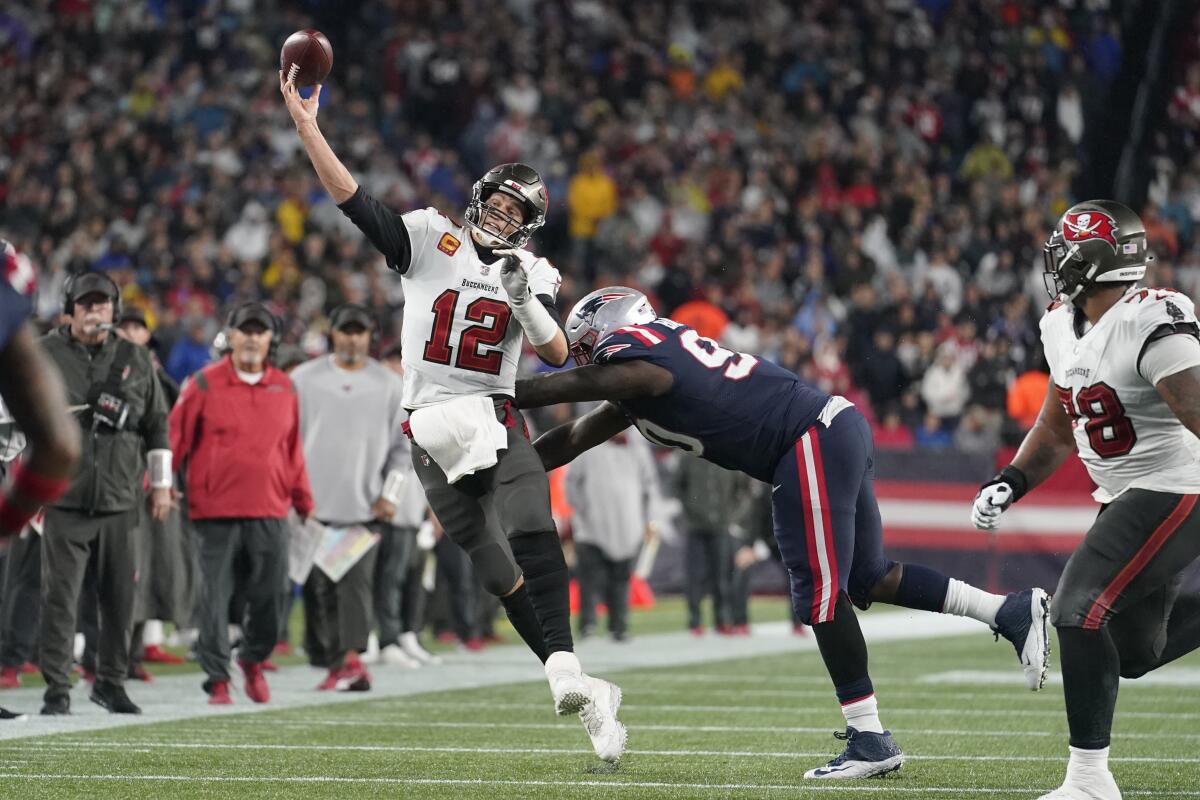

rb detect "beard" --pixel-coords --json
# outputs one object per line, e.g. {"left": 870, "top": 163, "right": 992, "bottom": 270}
{"left": 336, "top": 347, "right": 367, "bottom": 366}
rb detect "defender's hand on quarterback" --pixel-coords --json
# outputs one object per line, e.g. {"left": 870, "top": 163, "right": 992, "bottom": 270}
{"left": 970, "top": 466, "right": 1028, "bottom": 531}
{"left": 496, "top": 248, "right": 536, "bottom": 303}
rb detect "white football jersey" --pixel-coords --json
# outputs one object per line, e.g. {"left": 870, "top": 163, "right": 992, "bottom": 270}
{"left": 398, "top": 208, "right": 561, "bottom": 408}
{"left": 1040, "top": 286, "right": 1200, "bottom": 502}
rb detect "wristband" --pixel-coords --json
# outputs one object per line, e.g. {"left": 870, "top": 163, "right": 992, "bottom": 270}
{"left": 148, "top": 449, "right": 173, "bottom": 489}
{"left": 381, "top": 469, "right": 406, "bottom": 506}
{"left": 998, "top": 465, "right": 1029, "bottom": 503}
{"left": 510, "top": 295, "right": 560, "bottom": 347}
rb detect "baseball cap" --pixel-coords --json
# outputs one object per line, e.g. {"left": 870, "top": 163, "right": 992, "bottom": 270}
{"left": 330, "top": 304, "right": 375, "bottom": 332}
{"left": 67, "top": 273, "right": 119, "bottom": 304}
{"left": 117, "top": 308, "right": 148, "bottom": 328}
{"left": 227, "top": 302, "right": 276, "bottom": 332}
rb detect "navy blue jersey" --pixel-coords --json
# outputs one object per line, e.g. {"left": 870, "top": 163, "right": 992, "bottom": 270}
{"left": 594, "top": 318, "right": 828, "bottom": 482}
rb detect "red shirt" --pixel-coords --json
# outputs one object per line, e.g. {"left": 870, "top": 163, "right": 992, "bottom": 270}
{"left": 169, "top": 357, "right": 314, "bottom": 521}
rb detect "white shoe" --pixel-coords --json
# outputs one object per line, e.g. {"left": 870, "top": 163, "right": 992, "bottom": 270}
{"left": 400, "top": 632, "right": 442, "bottom": 665}
{"left": 1036, "top": 771, "right": 1122, "bottom": 800}
{"left": 363, "top": 633, "right": 381, "bottom": 663}
{"left": 579, "top": 675, "right": 626, "bottom": 763}
{"left": 378, "top": 644, "right": 420, "bottom": 668}
{"left": 545, "top": 651, "right": 591, "bottom": 715}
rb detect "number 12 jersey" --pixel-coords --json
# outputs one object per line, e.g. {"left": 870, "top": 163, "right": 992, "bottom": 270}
{"left": 339, "top": 190, "right": 561, "bottom": 408}
{"left": 1040, "top": 287, "right": 1200, "bottom": 502}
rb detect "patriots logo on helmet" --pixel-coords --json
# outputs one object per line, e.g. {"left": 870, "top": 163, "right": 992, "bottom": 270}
{"left": 1062, "top": 210, "right": 1119, "bottom": 252}
{"left": 577, "top": 293, "right": 630, "bottom": 325}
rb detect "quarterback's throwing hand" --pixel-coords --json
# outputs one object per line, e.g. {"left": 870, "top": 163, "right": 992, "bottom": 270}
{"left": 971, "top": 481, "right": 1014, "bottom": 530}
{"left": 496, "top": 248, "right": 534, "bottom": 303}
{"left": 279, "top": 70, "right": 321, "bottom": 129}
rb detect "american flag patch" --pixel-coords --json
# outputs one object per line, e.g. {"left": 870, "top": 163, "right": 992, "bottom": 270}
{"left": 1122, "top": 243, "right": 1138, "bottom": 254}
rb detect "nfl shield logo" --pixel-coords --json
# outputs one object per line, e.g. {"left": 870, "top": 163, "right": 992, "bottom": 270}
{"left": 421, "top": 455, "right": 431, "bottom": 467}
{"left": 479, "top": 264, "right": 490, "bottom": 276}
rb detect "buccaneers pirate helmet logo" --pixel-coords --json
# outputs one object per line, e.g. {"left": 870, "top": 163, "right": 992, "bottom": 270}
{"left": 1061, "top": 210, "right": 1119, "bottom": 252}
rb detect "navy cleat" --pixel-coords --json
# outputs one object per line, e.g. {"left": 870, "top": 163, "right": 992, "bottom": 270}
{"left": 993, "top": 587, "right": 1051, "bottom": 691}
{"left": 803, "top": 728, "right": 905, "bottom": 779}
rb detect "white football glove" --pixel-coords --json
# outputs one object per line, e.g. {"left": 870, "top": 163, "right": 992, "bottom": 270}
{"left": 495, "top": 247, "right": 536, "bottom": 304}
{"left": 972, "top": 464, "right": 1031, "bottom": 530}
{"left": 971, "top": 482, "right": 1014, "bottom": 530}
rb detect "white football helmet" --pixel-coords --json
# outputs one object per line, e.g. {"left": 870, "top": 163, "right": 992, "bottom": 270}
{"left": 565, "top": 286, "right": 657, "bottom": 365}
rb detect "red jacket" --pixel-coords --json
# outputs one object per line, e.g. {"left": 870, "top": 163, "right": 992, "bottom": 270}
{"left": 169, "top": 357, "right": 314, "bottom": 521}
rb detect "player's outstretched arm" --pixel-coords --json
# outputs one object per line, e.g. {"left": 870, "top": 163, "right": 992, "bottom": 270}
{"left": 279, "top": 71, "right": 358, "bottom": 204}
{"left": 1154, "top": 365, "right": 1200, "bottom": 439}
{"left": 534, "top": 401, "right": 631, "bottom": 471}
{"left": 972, "top": 376, "right": 1074, "bottom": 530}
{"left": 0, "top": 325, "right": 81, "bottom": 536}
{"left": 515, "top": 360, "right": 673, "bottom": 409}
{"left": 1009, "top": 376, "right": 1076, "bottom": 486}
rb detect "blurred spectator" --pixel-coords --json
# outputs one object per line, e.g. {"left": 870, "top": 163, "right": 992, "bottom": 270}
{"left": 291, "top": 305, "right": 407, "bottom": 691}
{"left": 378, "top": 345, "right": 439, "bottom": 666}
{"left": 566, "top": 430, "right": 662, "bottom": 642}
{"left": 567, "top": 150, "right": 618, "bottom": 278}
{"left": 1007, "top": 365, "right": 1051, "bottom": 432}
{"left": 673, "top": 454, "right": 743, "bottom": 635}
{"left": 954, "top": 405, "right": 1002, "bottom": 454}
{"left": 920, "top": 344, "right": 970, "bottom": 424}
{"left": 873, "top": 408, "right": 916, "bottom": 451}
{"left": 167, "top": 319, "right": 215, "bottom": 384}
{"left": 915, "top": 413, "right": 955, "bottom": 449}
{"left": 169, "top": 302, "right": 314, "bottom": 707}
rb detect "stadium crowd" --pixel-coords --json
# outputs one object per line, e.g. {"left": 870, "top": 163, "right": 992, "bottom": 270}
{"left": 2, "top": 0, "right": 1200, "bottom": 458}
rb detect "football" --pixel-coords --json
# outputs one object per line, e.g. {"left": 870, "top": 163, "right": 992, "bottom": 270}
{"left": 280, "top": 29, "right": 332, "bottom": 87}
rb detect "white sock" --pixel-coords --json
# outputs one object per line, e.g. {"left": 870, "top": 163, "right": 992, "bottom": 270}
{"left": 840, "top": 694, "right": 884, "bottom": 734}
{"left": 941, "top": 579, "right": 1006, "bottom": 625}
{"left": 143, "top": 620, "right": 164, "bottom": 646}
{"left": 1066, "top": 746, "right": 1110, "bottom": 780}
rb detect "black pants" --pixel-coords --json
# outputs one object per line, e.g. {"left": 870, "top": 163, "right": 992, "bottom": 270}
{"left": 40, "top": 507, "right": 142, "bottom": 694}
{"left": 0, "top": 533, "right": 40, "bottom": 668}
{"left": 433, "top": 534, "right": 478, "bottom": 641}
{"left": 303, "top": 522, "right": 380, "bottom": 669}
{"left": 401, "top": 543, "right": 429, "bottom": 635}
{"left": 373, "top": 524, "right": 415, "bottom": 647}
{"left": 576, "top": 542, "right": 634, "bottom": 636}
{"left": 194, "top": 518, "right": 288, "bottom": 682}
{"left": 411, "top": 403, "right": 555, "bottom": 598}
{"left": 685, "top": 528, "right": 732, "bottom": 629}
{"left": 1051, "top": 489, "right": 1200, "bottom": 748}
{"left": 730, "top": 557, "right": 752, "bottom": 627}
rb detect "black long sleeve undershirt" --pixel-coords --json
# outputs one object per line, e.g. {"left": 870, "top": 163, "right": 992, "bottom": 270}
{"left": 338, "top": 187, "right": 412, "bottom": 274}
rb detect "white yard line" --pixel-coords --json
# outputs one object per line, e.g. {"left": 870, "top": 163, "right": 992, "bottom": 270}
{"left": 110, "top": 717, "right": 1200, "bottom": 741}
{"left": 0, "top": 610, "right": 984, "bottom": 741}
{"left": 0, "top": 772, "right": 1194, "bottom": 797}
{"left": 8, "top": 739, "right": 1200, "bottom": 764}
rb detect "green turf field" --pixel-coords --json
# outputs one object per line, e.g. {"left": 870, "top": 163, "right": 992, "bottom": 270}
{"left": 1, "top": 598, "right": 1197, "bottom": 799}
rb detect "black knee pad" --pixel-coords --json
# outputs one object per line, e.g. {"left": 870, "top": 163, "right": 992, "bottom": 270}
{"left": 466, "top": 541, "right": 522, "bottom": 597}
{"left": 1049, "top": 587, "right": 1092, "bottom": 629}
{"left": 508, "top": 530, "right": 567, "bottom": 579}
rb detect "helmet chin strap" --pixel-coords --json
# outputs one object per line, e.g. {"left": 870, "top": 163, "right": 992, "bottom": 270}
{"left": 467, "top": 223, "right": 507, "bottom": 250}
